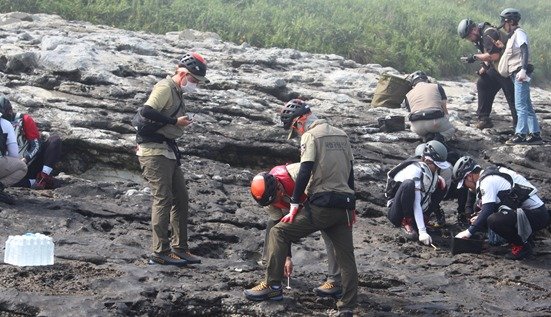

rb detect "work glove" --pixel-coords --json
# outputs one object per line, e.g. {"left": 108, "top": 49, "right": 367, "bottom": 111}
{"left": 515, "top": 69, "right": 529, "bottom": 82}
{"left": 455, "top": 229, "right": 472, "bottom": 239}
{"left": 460, "top": 54, "right": 477, "bottom": 64}
{"left": 284, "top": 256, "right": 293, "bottom": 277}
{"left": 418, "top": 229, "right": 432, "bottom": 245}
{"left": 281, "top": 203, "right": 300, "bottom": 223}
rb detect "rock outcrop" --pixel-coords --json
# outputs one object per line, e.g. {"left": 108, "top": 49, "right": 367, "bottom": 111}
{"left": 1, "top": 12, "right": 550, "bottom": 316}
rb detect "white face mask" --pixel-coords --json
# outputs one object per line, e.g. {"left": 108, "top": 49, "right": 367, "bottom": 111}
{"left": 181, "top": 80, "right": 197, "bottom": 93}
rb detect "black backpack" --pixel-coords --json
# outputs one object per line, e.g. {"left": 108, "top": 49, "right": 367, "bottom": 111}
{"left": 478, "top": 165, "right": 535, "bottom": 209}
{"left": 385, "top": 158, "right": 420, "bottom": 199}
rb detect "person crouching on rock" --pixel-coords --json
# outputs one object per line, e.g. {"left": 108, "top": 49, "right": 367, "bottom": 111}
{"left": 0, "top": 110, "right": 27, "bottom": 205}
{"left": 136, "top": 52, "right": 209, "bottom": 266}
{"left": 404, "top": 71, "right": 455, "bottom": 143}
{"left": 0, "top": 96, "right": 62, "bottom": 190}
{"left": 386, "top": 140, "right": 450, "bottom": 245}
{"left": 250, "top": 163, "right": 343, "bottom": 299}
{"left": 453, "top": 156, "right": 549, "bottom": 260}
{"left": 244, "top": 100, "right": 358, "bottom": 316}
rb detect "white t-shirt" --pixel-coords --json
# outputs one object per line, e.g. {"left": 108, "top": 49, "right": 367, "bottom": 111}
{"left": 478, "top": 168, "right": 543, "bottom": 210}
{"left": 0, "top": 118, "right": 18, "bottom": 157}
{"left": 394, "top": 163, "right": 423, "bottom": 190}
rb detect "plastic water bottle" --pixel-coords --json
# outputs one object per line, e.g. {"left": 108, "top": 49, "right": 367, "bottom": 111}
{"left": 3, "top": 233, "right": 55, "bottom": 266}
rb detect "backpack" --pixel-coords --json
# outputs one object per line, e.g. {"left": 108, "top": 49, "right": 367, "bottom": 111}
{"left": 384, "top": 158, "right": 420, "bottom": 199}
{"left": 0, "top": 122, "right": 6, "bottom": 156}
{"left": 132, "top": 105, "right": 181, "bottom": 144}
{"left": 478, "top": 165, "right": 536, "bottom": 209}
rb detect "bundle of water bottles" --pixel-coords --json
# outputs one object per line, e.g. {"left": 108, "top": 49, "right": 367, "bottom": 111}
{"left": 4, "top": 233, "right": 54, "bottom": 266}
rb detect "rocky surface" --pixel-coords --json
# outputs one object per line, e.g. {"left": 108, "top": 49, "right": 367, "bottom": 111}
{"left": 0, "top": 12, "right": 550, "bottom": 317}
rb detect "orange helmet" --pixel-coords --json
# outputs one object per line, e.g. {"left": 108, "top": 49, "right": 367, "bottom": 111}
{"left": 250, "top": 172, "right": 278, "bottom": 206}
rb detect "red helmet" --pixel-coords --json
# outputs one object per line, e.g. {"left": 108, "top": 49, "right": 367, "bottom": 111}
{"left": 178, "top": 52, "right": 209, "bottom": 83}
{"left": 250, "top": 172, "right": 278, "bottom": 206}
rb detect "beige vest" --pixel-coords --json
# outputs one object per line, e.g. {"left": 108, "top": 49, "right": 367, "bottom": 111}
{"left": 405, "top": 82, "right": 444, "bottom": 114}
{"left": 498, "top": 28, "right": 527, "bottom": 77}
{"left": 300, "top": 120, "right": 354, "bottom": 196}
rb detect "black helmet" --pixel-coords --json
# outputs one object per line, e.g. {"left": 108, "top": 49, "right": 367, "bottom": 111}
{"left": 453, "top": 156, "right": 479, "bottom": 181}
{"left": 423, "top": 140, "right": 447, "bottom": 162}
{"left": 250, "top": 172, "right": 278, "bottom": 206}
{"left": 178, "top": 52, "right": 209, "bottom": 83}
{"left": 500, "top": 8, "right": 521, "bottom": 23}
{"left": 0, "top": 96, "right": 14, "bottom": 121}
{"left": 408, "top": 71, "right": 429, "bottom": 86}
{"left": 280, "top": 99, "right": 311, "bottom": 130}
{"left": 457, "top": 19, "right": 476, "bottom": 39}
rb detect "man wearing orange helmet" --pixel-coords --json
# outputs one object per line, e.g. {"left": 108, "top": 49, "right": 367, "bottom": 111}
{"left": 245, "top": 100, "right": 357, "bottom": 317}
{"left": 136, "top": 52, "right": 209, "bottom": 266}
{"left": 251, "top": 163, "right": 343, "bottom": 298}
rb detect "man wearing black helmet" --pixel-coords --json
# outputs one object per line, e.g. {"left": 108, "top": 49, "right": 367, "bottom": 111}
{"left": 404, "top": 71, "right": 455, "bottom": 142}
{"left": 497, "top": 8, "right": 543, "bottom": 145}
{"left": 244, "top": 99, "right": 357, "bottom": 316}
{"left": 136, "top": 52, "right": 209, "bottom": 266}
{"left": 457, "top": 18, "right": 516, "bottom": 130}
{"left": 250, "top": 163, "right": 343, "bottom": 298}
{"left": 453, "top": 156, "right": 549, "bottom": 260}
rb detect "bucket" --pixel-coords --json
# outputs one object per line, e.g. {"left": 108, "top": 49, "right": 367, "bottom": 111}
{"left": 451, "top": 237, "right": 483, "bottom": 255}
{"left": 4, "top": 233, "right": 54, "bottom": 266}
{"left": 371, "top": 73, "right": 412, "bottom": 108}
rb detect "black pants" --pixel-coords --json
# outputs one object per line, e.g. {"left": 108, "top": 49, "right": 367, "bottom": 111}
{"left": 387, "top": 180, "right": 416, "bottom": 227}
{"left": 15, "top": 135, "right": 62, "bottom": 187}
{"left": 476, "top": 68, "right": 517, "bottom": 127}
{"left": 487, "top": 205, "right": 549, "bottom": 245}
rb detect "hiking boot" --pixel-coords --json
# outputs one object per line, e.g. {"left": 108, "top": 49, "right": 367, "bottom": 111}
{"left": 243, "top": 282, "right": 283, "bottom": 301}
{"left": 314, "top": 281, "right": 342, "bottom": 298}
{"left": 148, "top": 252, "right": 188, "bottom": 266}
{"left": 172, "top": 249, "right": 201, "bottom": 264}
{"left": 32, "top": 172, "right": 55, "bottom": 190}
{"left": 525, "top": 133, "right": 543, "bottom": 145}
{"left": 476, "top": 119, "right": 493, "bottom": 129}
{"left": 505, "top": 134, "right": 527, "bottom": 145}
{"left": 505, "top": 242, "right": 532, "bottom": 260}
{"left": 401, "top": 217, "right": 418, "bottom": 241}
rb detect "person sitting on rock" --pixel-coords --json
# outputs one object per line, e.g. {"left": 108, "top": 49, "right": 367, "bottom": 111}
{"left": 404, "top": 71, "right": 455, "bottom": 143}
{"left": 0, "top": 110, "right": 27, "bottom": 205}
{"left": 250, "top": 163, "right": 343, "bottom": 298}
{"left": 453, "top": 156, "right": 549, "bottom": 260}
{"left": 0, "top": 96, "right": 62, "bottom": 190}
{"left": 386, "top": 140, "right": 449, "bottom": 245}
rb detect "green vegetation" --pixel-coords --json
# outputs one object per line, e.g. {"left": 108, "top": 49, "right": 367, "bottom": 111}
{"left": 1, "top": 0, "right": 550, "bottom": 84}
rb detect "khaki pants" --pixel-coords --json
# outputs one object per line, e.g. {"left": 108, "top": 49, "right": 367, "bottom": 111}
{"left": 410, "top": 117, "right": 455, "bottom": 141}
{"left": 139, "top": 155, "right": 189, "bottom": 254}
{"left": 0, "top": 156, "right": 27, "bottom": 187}
{"left": 265, "top": 204, "right": 357, "bottom": 310}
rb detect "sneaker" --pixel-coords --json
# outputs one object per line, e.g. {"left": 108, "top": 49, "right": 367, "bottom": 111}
{"left": 243, "top": 282, "right": 283, "bottom": 301}
{"left": 505, "top": 134, "right": 527, "bottom": 145}
{"left": 401, "top": 217, "right": 418, "bottom": 241}
{"left": 172, "top": 249, "right": 201, "bottom": 264}
{"left": 476, "top": 119, "right": 493, "bottom": 129}
{"left": 505, "top": 242, "right": 532, "bottom": 260}
{"left": 148, "top": 252, "right": 188, "bottom": 266}
{"left": 32, "top": 172, "right": 55, "bottom": 190}
{"left": 525, "top": 133, "right": 543, "bottom": 145}
{"left": 314, "top": 281, "right": 342, "bottom": 298}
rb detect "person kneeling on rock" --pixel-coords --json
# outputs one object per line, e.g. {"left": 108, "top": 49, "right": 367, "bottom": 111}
{"left": 453, "top": 156, "right": 549, "bottom": 260}
{"left": 0, "top": 96, "right": 62, "bottom": 190}
{"left": 386, "top": 140, "right": 450, "bottom": 245}
{"left": 250, "top": 163, "right": 343, "bottom": 299}
{"left": 0, "top": 110, "right": 27, "bottom": 205}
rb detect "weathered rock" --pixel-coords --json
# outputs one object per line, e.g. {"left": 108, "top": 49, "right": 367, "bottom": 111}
{"left": 0, "top": 12, "right": 550, "bottom": 316}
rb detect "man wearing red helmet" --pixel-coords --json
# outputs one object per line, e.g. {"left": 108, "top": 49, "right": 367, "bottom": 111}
{"left": 136, "top": 52, "right": 209, "bottom": 266}
{"left": 250, "top": 163, "right": 343, "bottom": 298}
{"left": 245, "top": 100, "right": 357, "bottom": 317}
